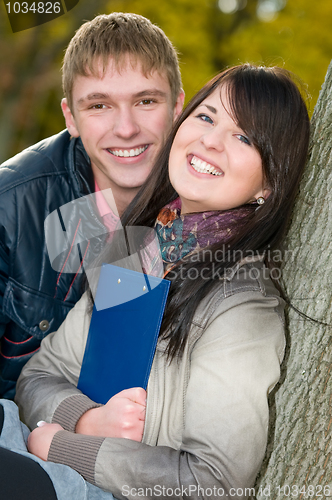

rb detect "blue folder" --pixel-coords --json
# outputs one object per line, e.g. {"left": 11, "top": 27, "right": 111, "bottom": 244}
{"left": 77, "top": 264, "right": 170, "bottom": 404}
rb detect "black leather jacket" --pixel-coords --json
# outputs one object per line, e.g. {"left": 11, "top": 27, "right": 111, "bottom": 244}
{"left": 0, "top": 130, "right": 105, "bottom": 398}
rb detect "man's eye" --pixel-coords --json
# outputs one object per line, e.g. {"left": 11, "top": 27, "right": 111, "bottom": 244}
{"left": 91, "top": 104, "right": 106, "bottom": 109}
{"left": 140, "top": 99, "right": 155, "bottom": 105}
{"left": 196, "top": 113, "right": 213, "bottom": 125}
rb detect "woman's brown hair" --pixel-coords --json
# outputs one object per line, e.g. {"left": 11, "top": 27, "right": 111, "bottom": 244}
{"left": 99, "top": 64, "right": 310, "bottom": 359}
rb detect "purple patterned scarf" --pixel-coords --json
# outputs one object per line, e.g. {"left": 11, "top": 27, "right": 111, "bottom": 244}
{"left": 154, "top": 197, "right": 255, "bottom": 265}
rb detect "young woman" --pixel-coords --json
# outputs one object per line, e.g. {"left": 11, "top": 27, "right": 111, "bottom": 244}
{"left": 13, "top": 64, "right": 310, "bottom": 499}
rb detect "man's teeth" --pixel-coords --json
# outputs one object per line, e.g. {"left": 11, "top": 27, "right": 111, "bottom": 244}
{"left": 190, "top": 156, "right": 222, "bottom": 176}
{"left": 109, "top": 145, "right": 148, "bottom": 157}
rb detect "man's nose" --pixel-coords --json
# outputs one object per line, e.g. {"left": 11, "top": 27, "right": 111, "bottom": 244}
{"left": 113, "top": 108, "right": 140, "bottom": 139}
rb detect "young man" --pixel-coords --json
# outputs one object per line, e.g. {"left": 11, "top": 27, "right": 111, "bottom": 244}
{"left": 0, "top": 12, "right": 184, "bottom": 399}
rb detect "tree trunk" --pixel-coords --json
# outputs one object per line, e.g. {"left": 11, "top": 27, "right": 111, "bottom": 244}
{"left": 253, "top": 62, "right": 332, "bottom": 499}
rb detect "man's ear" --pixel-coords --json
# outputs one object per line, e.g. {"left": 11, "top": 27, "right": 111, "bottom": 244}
{"left": 173, "top": 90, "right": 185, "bottom": 122}
{"left": 61, "top": 98, "right": 80, "bottom": 138}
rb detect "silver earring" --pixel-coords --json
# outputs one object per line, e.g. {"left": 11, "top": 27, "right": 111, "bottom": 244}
{"left": 256, "top": 197, "right": 265, "bottom": 206}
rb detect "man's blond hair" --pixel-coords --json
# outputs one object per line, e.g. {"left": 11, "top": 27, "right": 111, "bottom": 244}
{"left": 62, "top": 13, "right": 182, "bottom": 110}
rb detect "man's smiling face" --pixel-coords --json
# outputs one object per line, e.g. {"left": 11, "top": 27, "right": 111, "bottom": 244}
{"left": 62, "top": 56, "right": 184, "bottom": 213}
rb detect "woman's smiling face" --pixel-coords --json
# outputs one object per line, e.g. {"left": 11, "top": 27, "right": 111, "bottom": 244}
{"left": 168, "top": 86, "right": 270, "bottom": 214}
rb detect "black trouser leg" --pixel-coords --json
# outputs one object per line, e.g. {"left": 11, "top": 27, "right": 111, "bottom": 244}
{"left": 0, "top": 404, "right": 58, "bottom": 500}
{"left": 0, "top": 402, "right": 4, "bottom": 433}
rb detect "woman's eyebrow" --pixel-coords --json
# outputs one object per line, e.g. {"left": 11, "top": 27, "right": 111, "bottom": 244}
{"left": 202, "top": 104, "right": 217, "bottom": 114}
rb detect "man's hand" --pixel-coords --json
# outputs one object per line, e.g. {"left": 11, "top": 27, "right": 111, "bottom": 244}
{"left": 27, "top": 423, "right": 64, "bottom": 461}
{"left": 76, "top": 387, "right": 146, "bottom": 442}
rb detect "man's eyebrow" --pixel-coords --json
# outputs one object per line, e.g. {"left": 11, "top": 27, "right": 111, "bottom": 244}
{"left": 77, "top": 89, "right": 168, "bottom": 105}
{"left": 133, "top": 90, "right": 168, "bottom": 99}
{"left": 77, "top": 93, "right": 110, "bottom": 105}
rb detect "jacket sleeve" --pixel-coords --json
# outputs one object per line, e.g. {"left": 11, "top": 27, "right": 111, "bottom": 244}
{"left": 0, "top": 242, "right": 10, "bottom": 339}
{"left": 16, "top": 290, "right": 285, "bottom": 500}
{"left": 15, "top": 292, "right": 100, "bottom": 428}
{"left": 0, "top": 185, "right": 13, "bottom": 340}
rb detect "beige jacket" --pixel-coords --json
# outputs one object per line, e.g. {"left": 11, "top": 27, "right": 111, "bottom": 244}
{"left": 16, "top": 260, "right": 285, "bottom": 500}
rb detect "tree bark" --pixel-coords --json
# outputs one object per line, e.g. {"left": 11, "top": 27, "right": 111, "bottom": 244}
{"left": 253, "top": 61, "right": 332, "bottom": 499}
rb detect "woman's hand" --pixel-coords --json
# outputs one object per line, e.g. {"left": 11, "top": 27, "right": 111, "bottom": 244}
{"left": 76, "top": 387, "right": 146, "bottom": 442}
{"left": 27, "top": 423, "right": 64, "bottom": 461}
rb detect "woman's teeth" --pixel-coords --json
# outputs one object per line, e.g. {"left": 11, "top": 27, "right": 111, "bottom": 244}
{"left": 190, "top": 155, "right": 222, "bottom": 176}
{"left": 109, "top": 145, "right": 148, "bottom": 157}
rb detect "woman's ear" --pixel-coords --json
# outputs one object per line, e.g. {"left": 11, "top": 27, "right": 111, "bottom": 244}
{"left": 253, "top": 186, "right": 271, "bottom": 204}
{"left": 262, "top": 187, "right": 272, "bottom": 200}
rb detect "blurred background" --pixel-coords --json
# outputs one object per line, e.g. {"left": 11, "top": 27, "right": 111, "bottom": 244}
{"left": 0, "top": 0, "right": 331, "bottom": 163}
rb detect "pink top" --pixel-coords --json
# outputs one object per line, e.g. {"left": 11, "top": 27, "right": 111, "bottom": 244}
{"left": 94, "top": 181, "right": 120, "bottom": 236}
{"left": 94, "top": 181, "right": 163, "bottom": 277}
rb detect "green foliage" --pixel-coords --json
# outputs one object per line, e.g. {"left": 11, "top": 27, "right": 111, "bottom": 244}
{"left": 0, "top": 0, "right": 109, "bottom": 160}
{"left": 219, "top": 0, "right": 332, "bottom": 114}
{"left": 104, "top": 0, "right": 217, "bottom": 100}
{"left": 0, "top": 0, "right": 331, "bottom": 161}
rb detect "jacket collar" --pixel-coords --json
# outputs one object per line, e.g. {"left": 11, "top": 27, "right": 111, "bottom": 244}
{"left": 67, "top": 134, "right": 95, "bottom": 197}
{"left": 224, "top": 254, "right": 265, "bottom": 281}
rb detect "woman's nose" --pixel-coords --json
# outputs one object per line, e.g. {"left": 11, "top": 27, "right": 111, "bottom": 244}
{"left": 200, "top": 128, "right": 225, "bottom": 152}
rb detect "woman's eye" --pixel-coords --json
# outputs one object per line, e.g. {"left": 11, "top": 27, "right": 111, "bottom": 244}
{"left": 197, "top": 113, "right": 213, "bottom": 124}
{"left": 237, "top": 134, "right": 251, "bottom": 146}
